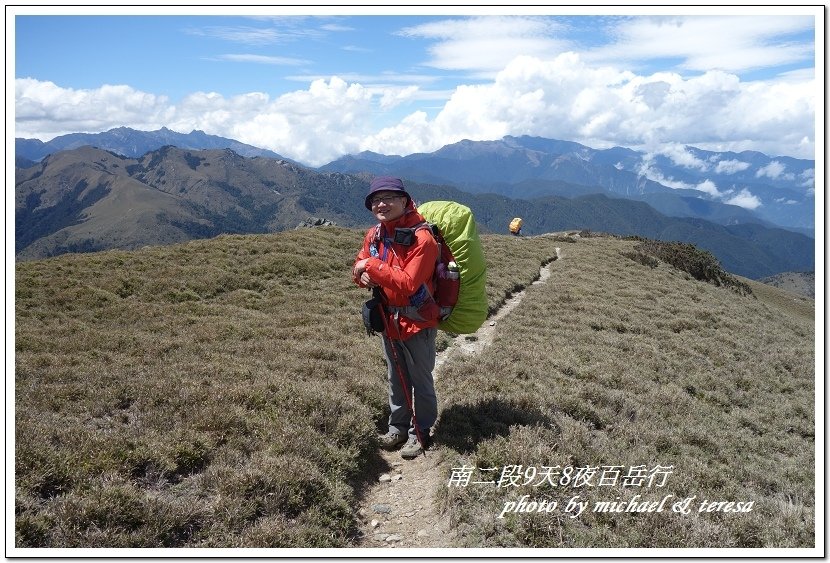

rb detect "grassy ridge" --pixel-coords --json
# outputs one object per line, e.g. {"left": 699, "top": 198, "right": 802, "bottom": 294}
{"left": 435, "top": 234, "right": 814, "bottom": 548}
{"left": 14, "top": 228, "right": 556, "bottom": 547}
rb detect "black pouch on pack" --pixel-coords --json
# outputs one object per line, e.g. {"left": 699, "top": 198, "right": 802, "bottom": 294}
{"left": 393, "top": 227, "right": 416, "bottom": 246}
{"left": 362, "top": 297, "right": 385, "bottom": 335}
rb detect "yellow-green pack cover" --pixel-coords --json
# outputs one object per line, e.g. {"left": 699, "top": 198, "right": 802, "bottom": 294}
{"left": 417, "top": 201, "right": 487, "bottom": 334}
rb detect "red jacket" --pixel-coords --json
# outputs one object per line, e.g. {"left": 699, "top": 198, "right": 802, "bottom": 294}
{"left": 353, "top": 202, "right": 439, "bottom": 340}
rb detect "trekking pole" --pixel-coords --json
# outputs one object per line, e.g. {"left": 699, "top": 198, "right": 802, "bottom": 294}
{"left": 375, "top": 294, "right": 427, "bottom": 456}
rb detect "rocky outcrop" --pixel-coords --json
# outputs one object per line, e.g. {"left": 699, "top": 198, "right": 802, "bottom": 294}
{"left": 296, "top": 217, "right": 337, "bottom": 229}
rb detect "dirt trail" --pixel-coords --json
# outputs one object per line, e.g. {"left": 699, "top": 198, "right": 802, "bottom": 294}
{"left": 353, "top": 248, "right": 559, "bottom": 548}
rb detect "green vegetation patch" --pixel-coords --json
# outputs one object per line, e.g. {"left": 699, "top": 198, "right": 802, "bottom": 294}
{"left": 623, "top": 238, "right": 753, "bottom": 296}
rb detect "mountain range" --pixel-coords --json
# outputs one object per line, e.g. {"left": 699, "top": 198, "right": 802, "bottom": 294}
{"left": 14, "top": 145, "right": 370, "bottom": 260}
{"left": 16, "top": 126, "right": 289, "bottom": 163}
{"left": 14, "top": 128, "right": 816, "bottom": 279}
{"left": 18, "top": 128, "right": 815, "bottom": 237}
{"left": 320, "top": 135, "right": 815, "bottom": 236}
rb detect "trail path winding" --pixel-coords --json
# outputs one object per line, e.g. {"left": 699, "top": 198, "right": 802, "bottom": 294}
{"left": 353, "top": 248, "right": 559, "bottom": 548}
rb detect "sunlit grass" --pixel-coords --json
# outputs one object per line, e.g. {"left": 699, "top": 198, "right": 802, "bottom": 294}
{"left": 14, "top": 227, "right": 555, "bottom": 547}
{"left": 434, "top": 235, "right": 814, "bottom": 548}
{"left": 14, "top": 229, "right": 813, "bottom": 548}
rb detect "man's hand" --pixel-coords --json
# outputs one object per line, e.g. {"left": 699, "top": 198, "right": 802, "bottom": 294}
{"left": 354, "top": 258, "right": 378, "bottom": 288}
{"left": 353, "top": 258, "right": 370, "bottom": 278}
{"left": 360, "top": 271, "right": 377, "bottom": 288}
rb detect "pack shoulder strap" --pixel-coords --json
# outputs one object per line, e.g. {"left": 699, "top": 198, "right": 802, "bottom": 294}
{"left": 369, "top": 223, "right": 391, "bottom": 260}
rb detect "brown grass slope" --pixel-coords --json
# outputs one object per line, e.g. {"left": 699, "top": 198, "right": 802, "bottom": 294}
{"left": 14, "top": 230, "right": 814, "bottom": 548}
{"left": 15, "top": 147, "right": 204, "bottom": 257}
{"left": 14, "top": 228, "right": 555, "bottom": 548}
{"left": 436, "top": 234, "right": 815, "bottom": 548}
{"left": 15, "top": 146, "right": 370, "bottom": 260}
{"left": 759, "top": 271, "right": 815, "bottom": 299}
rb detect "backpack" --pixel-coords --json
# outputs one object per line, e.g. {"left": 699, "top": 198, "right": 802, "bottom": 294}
{"left": 416, "top": 201, "right": 488, "bottom": 334}
{"left": 509, "top": 217, "right": 523, "bottom": 234}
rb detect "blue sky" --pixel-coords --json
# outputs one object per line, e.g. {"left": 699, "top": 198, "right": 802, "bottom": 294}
{"left": 11, "top": 6, "right": 821, "bottom": 172}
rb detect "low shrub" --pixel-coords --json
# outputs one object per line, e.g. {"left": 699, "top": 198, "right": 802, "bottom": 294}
{"left": 633, "top": 240, "right": 753, "bottom": 296}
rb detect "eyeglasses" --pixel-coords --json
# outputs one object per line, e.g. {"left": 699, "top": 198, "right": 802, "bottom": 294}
{"left": 370, "top": 195, "right": 405, "bottom": 206}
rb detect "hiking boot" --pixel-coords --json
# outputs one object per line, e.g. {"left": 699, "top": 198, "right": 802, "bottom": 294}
{"left": 379, "top": 431, "right": 407, "bottom": 451}
{"left": 400, "top": 436, "right": 425, "bottom": 459}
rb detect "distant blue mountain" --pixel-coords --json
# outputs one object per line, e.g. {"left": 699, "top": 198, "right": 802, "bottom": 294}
{"left": 320, "top": 135, "right": 815, "bottom": 235}
{"left": 15, "top": 126, "right": 292, "bottom": 163}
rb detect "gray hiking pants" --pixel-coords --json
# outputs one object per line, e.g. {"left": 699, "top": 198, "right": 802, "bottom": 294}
{"left": 382, "top": 327, "right": 437, "bottom": 439}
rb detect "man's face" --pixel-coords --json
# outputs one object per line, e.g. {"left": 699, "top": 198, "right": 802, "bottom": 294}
{"left": 369, "top": 191, "right": 408, "bottom": 222}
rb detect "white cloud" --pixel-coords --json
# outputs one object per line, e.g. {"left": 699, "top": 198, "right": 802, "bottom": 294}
{"left": 185, "top": 25, "right": 287, "bottom": 45}
{"left": 363, "top": 111, "right": 435, "bottom": 157}
{"left": 320, "top": 23, "right": 353, "bottom": 32}
{"left": 184, "top": 22, "right": 324, "bottom": 45}
{"left": 342, "top": 45, "right": 372, "bottom": 53}
{"left": 635, "top": 154, "right": 772, "bottom": 206}
{"left": 756, "top": 160, "right": 786, "bottom": 179}
{"left": 399, "top": 16, "right": 570, "bottom": 76}
{"left": 659, "top": 144, "right": 709, "bottom": 171}
{"left": 389, "top": 52, "right": 814, "bottom": 161}
{"left": 15, "top": 78, "right": 174, "bottom": 140}
{"left": 14, "top": 45, "right": 817, "bottom": 166}
{"left": 378, "top": 86, "right": 421, "bottom": 110}
{"left": 724, "top": 188, "right": 762, "bottom": 210}
{"left": 635, "top": 156, "right": 696, "bottom": 191}
{"left": 14, "top": 77, "right": 377, "bottom": 165}
{"left": 715, "top": 159, "right": 751, "bottom": 174}
{"left": 285, "top": 72, "right": 438, "bottom": 86}
{"left": 634, "top": 153, "right": 768, "bottom": 209}
{"left": 358, "top": 52, "right": 640, "bottom": 157}
{"left": 225, "top": 77, "right": 377, "bottom": 164}
{"left": 587, "top": 15, "right": 814, "bottom": 74}
{"left": 799, "top": 168, "right": 815, "bottom": 191}
{"left": 695, "top": 180, "right": 722, "bottom": 198}
{"left": 214, "top": 54, "right": 310, "bottom": 66}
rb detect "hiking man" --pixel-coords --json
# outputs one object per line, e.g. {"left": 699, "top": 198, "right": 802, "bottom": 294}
{"left": 352, "top": 176, "right": 439, "bottom": 459}
{"left": 509, "top": 217, "right": 523, "bottom": 236}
